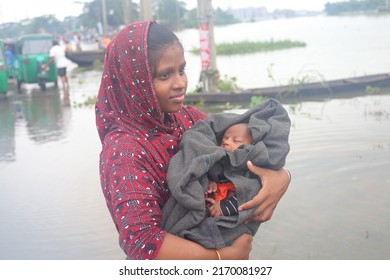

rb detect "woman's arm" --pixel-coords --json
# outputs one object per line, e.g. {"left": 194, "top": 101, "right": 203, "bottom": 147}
{"left": 102, "top": 149, "right": 253, "bottom": 260}
{"left": 238, "top": 161, "right": 291, "bottom": 223}
{"left": 157, "top": 232, "right": 252, "bottom": 260}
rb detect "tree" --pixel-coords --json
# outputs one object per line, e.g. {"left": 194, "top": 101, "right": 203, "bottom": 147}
{"left": 325, "top": 0, "right": 386, "bottom": 15}
{"left": 183, "top": 6, "right": 240, "bottom": 29}
{"left": 79, "top": 0, "right": 104, "bottom": 29}
{"left": 213, "top": 8, "right": 240, "bottom": 26}
{"left": 155, "top": 0, "right": 187, "bottom": 30}
{"left": 79, "top": 0, "right": 139, "bottom": 33}
{"left": 0, "top": 22, "right": 20, "bottom": 39}
{"left": 10, "top": 15, "right": 65, "bottom": 36}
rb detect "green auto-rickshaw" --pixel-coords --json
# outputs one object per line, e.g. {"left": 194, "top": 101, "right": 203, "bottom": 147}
{"left": 14, "top": 34, "right": 58, "bottom": 91}
{"left": 0, "top": 41, "right": 8, "bottom": 95}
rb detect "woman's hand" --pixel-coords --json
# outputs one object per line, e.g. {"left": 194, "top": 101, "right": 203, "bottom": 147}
{"left": 238, "top": 161, "right": 290, "bottom": 223}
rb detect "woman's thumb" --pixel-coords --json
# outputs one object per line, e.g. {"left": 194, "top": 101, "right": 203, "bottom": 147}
{"left": 247, "top": 160, "right": 264, "bottom": 176}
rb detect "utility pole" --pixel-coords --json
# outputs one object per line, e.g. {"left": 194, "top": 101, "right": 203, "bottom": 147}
{"left": 197, "top": 0, "right": 218, "bottom": 93}
{"left": 123, "top": 0, "right": 133, "bottom": 25}
{"left": 140, "top": 0, "right": 153, "bottom": 21}
{"left": 101, "top": 0, "right": 108, "bottom": 36}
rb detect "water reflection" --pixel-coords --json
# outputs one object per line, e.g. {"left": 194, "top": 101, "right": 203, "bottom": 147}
{"left": 63, "top": 87, "right": 70, "bottom": 107}
{"left": 0, "top": 88, "right": 70, "bottom": 162}
{"left": 0, "top": 99, "right": 15, "bottom": 162}
{"left": 247, "top": 93, "right": 390, "bottom": 260}
{"left": 23, "top": 91, "right": 64, "bottom": 143}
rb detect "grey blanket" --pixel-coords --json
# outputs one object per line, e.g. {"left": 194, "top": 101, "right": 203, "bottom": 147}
{"left": 162, "top": 98, "right": 291, "bottom": 249}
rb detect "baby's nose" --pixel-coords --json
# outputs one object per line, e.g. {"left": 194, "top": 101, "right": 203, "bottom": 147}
{"left": 221, "top": 139, "right": 231, "bottom": 148}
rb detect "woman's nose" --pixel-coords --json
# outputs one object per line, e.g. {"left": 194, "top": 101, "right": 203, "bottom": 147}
{"left": 173, "top": 73, "right": 187, "bottom": 88}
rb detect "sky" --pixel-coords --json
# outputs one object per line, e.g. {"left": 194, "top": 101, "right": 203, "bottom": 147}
{"left": 0, "top": 0, "right": 344, "bottom": 24}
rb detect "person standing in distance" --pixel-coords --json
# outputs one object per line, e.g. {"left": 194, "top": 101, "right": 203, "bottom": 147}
{"left": 47, "top": 40, "right": 69, "bottom": 90}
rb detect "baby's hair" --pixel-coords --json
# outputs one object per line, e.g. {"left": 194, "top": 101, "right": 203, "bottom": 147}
{"left": 218, "top": 122, "right": 253, "bottom": 145}
{"left": 147, "top": 22, "right": 183, "bottom": 78}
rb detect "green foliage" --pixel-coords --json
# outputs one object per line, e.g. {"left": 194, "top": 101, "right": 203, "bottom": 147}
{"left": 250, "top": 96, "right": 265, "bottom": 107}
{"left": 92, "top": 59, "right": 103, "bottom": 69}
{"left": 190, "top": 74, "right": 240, "bottom": 94}
{"left": 365, "top": 85, "right": 380, "bottom": 94}
{"left": 74, "top": 95, "right": 97, "bottom": 108}
{"left": 183, "top": 7, "right": 240, "bottom": 29}
{"left": 155, "top": 0, "right": 187, "bottom": 30}
{"left": 217, "top": 75, "right": 240, "bottom": 92}
{"left": 266, "top": 63, "right": 329, "bottom": 97}
{"left": 325, "top": 0, "right": 387, "bottom": 15}
{"left": 28, "top": 16, "right": 65, "bottom": 35}
{"left": 187, "top": 97, "right": 205, "bottom": 108}
{"left": 191, "top": 40, "right": 306, "bottom": 56}
{"left": 0, "top": 15, "right": 65, "bottom": 38}
{"left": 183, "top": 9, "right": 198, "bottom": 29}
{"left": 80, "top": 0, "right": 139, "bottom": 30}
{"left": 213, "top": 8, "right": 241, "bottom": 26}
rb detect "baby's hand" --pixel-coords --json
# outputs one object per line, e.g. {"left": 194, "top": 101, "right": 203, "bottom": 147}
{"left": 205, "top": 197, "right": 222, "bottom": 217}
{"left": 206, "top": 180, "right": 218, "bottom": 196}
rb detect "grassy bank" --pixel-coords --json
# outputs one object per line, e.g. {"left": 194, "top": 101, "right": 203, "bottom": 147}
{"left": 191, "top": 39, "right": 306, "bottom": 55}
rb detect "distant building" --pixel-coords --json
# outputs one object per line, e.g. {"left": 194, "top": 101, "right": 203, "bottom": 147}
{"left": 226, "top": 7, "right": 270, "bottom": 22}
{"left": 272, "top": 9, "right": 297, "bottom": 18}
{"left": 225, "top": 6, "right": 322, "bottom": 22}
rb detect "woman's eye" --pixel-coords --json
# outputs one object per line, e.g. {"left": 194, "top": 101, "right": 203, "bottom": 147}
{"left": 159, "top": 72, "right": 170, "bottom": 79}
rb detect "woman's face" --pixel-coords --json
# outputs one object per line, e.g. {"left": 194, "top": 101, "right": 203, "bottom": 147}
{"left": 153, "top": 41, "right": 188, "bottom": 115}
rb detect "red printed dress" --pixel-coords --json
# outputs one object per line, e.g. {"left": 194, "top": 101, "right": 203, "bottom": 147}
{"left": 95, "top": 20, "right": 206, "bottom": 259}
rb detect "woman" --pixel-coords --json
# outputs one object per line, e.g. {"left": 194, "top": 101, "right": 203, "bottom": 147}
{"left": 95, "top": 20, "right": 290, "bottom": 260}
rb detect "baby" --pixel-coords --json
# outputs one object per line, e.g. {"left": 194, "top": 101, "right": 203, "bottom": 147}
{"left": 205, "top": 123, "right": 253, "bottom": 217}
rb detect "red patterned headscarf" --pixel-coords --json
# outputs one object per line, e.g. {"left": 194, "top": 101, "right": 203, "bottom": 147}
{"left": 95, "top": 21, "right": 206, "bottom": 259}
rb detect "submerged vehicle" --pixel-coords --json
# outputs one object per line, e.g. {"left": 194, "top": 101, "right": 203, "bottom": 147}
{"left": 13, "top": 34, "right": 57, "bottom": 91}
{"left": 0, "top": 41, "right": 8, "bottom": 95}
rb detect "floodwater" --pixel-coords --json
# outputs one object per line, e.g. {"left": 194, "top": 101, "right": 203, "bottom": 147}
{"left": 1, "top": 15, "right": 390, "bottom": 260}
{"left": 180, "top": 14, "right": 390, "bottom": 90}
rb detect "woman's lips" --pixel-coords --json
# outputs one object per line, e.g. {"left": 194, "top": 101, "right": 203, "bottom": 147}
{"left": 170, "top": 94, "right": 185, "bottom": 103}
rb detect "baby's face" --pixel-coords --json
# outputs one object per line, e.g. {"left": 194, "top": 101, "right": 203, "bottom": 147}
{"left": 220, "top": 123, "right": 252, "bottom": 152}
